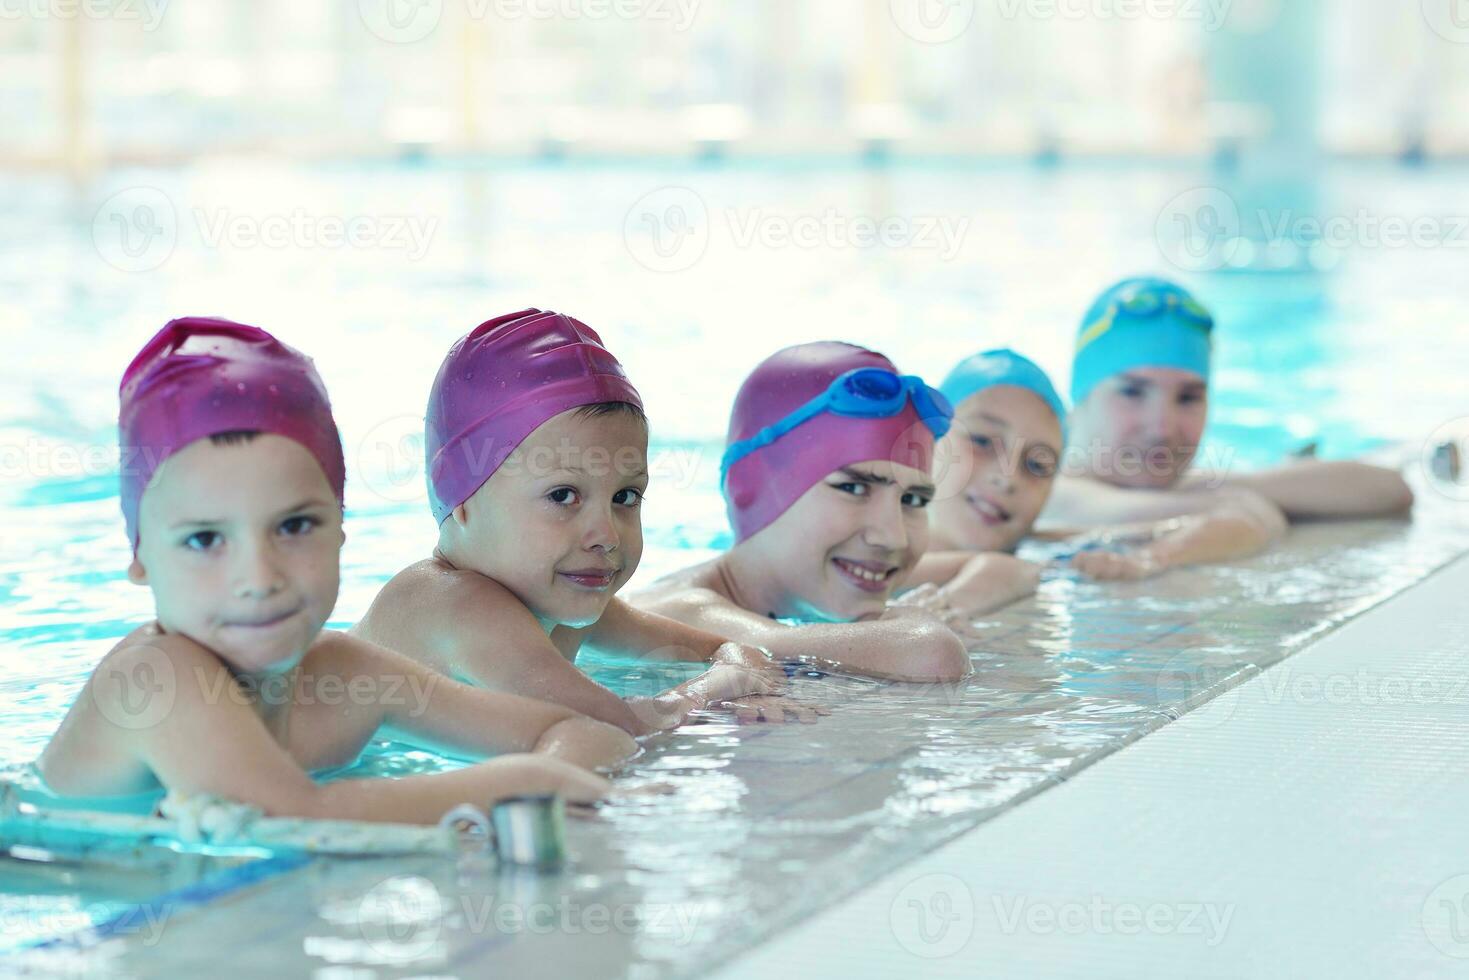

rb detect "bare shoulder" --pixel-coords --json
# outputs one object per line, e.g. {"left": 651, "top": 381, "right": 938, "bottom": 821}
{"left": 628, "top": 559, "right": 730, "bottom": 617}
{"left": 356, "top": 558, "right": 533, "bottom": 648}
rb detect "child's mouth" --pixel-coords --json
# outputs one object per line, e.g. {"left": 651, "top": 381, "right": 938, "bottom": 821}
{"left": 224, "top": 607, "right": 303, "bottom": 631}
{"left": 967, "top": 494, "right": 1011, "bottom": 526}
{"left": 558, "top": 568, "right": 619, "bottom": 591}
{"left": 831, "top": 557, "right": 898, "bottom": 594}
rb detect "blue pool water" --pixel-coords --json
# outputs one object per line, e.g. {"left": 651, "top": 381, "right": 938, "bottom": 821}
{"left": 3, "top": 160, "right": 1468, "bottom": 965}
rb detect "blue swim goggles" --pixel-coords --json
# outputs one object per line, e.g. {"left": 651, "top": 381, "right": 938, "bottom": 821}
{"left": 720, "top": 368, "right": 953, "bottom": 482}
{"left": 1078, "top": 283, "right": 1214, "bottom": 354}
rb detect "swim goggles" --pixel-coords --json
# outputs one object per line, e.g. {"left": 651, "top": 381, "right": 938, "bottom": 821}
{"left": 1077, "top": 283, "right": 1214, "bottom": 354}
{"left": 721, "top": 368, "right": 953, "bottom": 482}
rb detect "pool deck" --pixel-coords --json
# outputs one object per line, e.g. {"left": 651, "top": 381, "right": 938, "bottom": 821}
{"left": 717, "top": 551, "right": 1469, "bottom": 979}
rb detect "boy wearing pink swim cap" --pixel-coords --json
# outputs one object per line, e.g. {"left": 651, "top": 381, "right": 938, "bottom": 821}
{"left": 355, "top": 310, "right": 793, "bottom": 736}
{"left": 631, "top": 342, "right": 976, "bottom": 684}
{"left": 40, "top": 318, "right": 639, "bottom": 824}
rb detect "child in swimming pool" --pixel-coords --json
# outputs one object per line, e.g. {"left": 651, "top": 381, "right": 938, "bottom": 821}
{"left": 629, "top": 342, "right": 974, "bottom": 684}
{"left": 907, "top": 348, "right": 1287, "bottom": 594}
{"left": 1039, "top": 277, "right": 1414, "bottom": 534}
{"left": 354, "top": 310, "right": 788, "bottom": 736}
{"left": 39, "top": 318, "right": 638, "bottom": 824}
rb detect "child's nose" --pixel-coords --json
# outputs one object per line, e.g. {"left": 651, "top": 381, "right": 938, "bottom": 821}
{"left": 234, "top": 541, "right": 285, "bottom": 598}
{"left": 862, "top": 495, "right": 908, "bottom": 554}
{"left": 582, "top": 508, "right": 621, "bottom": 554}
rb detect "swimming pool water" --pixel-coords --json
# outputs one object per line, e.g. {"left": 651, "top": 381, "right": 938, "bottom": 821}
{"left": 3, "top": 160, "right": 1468, "bottom": 970}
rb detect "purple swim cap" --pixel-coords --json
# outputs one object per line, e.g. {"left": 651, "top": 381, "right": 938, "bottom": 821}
{"left": 723, "top": 342, "right": 936, "bottom": 544}
{"left": 119, "top": 317, "right": 346, "bottom": 549}
{"left": 426, "top": 309, "right": 644, "bottom": 525}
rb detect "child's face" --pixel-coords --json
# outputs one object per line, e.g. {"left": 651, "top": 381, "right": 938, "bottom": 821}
{"left": 746, "top": 459, "right": 933, "bottom": 622}
{"left": 931, "top": 386, "right": 1062, "bottom": 553}
{"left": 129, "top": 434, "right": 344, "bottom": 675}
{"left": 452, "top": 408, "right": 649, "bottom": 630}
{"left": 1070, "top": 368, "right": 1208, "bottom": 488}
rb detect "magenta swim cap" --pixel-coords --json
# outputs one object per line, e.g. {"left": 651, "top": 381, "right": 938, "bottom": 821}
{"left": 119, "top": 317, "right": 346, "bottom": 549}
{"left": 723, "top": 342, "right": 936, "bottom": 544}
{"left": 426, "top": 309, "right": 644, "bottom": 525}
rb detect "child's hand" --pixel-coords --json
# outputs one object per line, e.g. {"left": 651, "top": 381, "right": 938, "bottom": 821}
{"left": 711, "top": 642, "right": 786, "bottom": 684}
{"left": 699, "top": 662, "right": 781, "bottom": 704}
{"left": 931, "top": 553, "right": 1042, "bottom": 619}
{"left": 1071, "top": 549, "right": 1162, "bottom": 581}
{"left": 718, "top": 695, "right": 830, "bottom": 725}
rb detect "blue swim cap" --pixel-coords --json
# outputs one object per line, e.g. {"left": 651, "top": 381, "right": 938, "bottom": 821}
{"left": 1070, "top": 277, "right": 1214, "bottom": 408}
{"left": 939, "top": 348, "right": 1068, "bottom": 444}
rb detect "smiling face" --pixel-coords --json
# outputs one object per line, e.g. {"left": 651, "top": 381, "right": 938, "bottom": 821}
{"left": 129, "top": 433, "right": 345, "bottom": 676}
{"left": 442, "top": 405, "right": 649, "bottom": 630}
{"left": 930, "top": 385, "right": 1063, "bottom": 553}
{"left": 740, "top": 459, "right": 934, "bottom": 622}
{"left": 1069, "top": 367, "right": 1208, "bottom": 489}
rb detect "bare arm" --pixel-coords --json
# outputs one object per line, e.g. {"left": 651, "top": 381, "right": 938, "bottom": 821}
{"left": 314, "top": 632, "right": 638, "bottom": 772}
{"left": 1071, "top": 490, "right": 1288, "bottom": 580}
{"left": 62, "top": 641, "right": 611, "bottom": 826}
{"left": 1193, "top": 460, "right": 1414, "bottom": 520}
{"left": 902, "top": 552, "right": 1042, "bottom": 616}
{"left": 1037, "top": 474, "right": 1260, "bottom": 531}
{"left": 633, "top": 590, "right": 971, "bottom": 683}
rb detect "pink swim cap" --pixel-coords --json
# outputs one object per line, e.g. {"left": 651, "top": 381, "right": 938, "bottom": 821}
{"left": 426, "top": 309, "right": 644, "bottom": 525}
{"left": 119, "top": 317, "right": 346, "bottom": 549}
{"left": 723, "top": 342, "right": 936, "bottom": 544}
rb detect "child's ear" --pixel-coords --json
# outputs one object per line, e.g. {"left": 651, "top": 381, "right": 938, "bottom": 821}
{"left": 127, "top": 555, "right": 149, "bottom": 586}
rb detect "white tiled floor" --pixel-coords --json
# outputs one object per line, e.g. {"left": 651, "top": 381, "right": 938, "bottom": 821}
{"left": 717, "top": 554, "right": 1469, "bottom": 979}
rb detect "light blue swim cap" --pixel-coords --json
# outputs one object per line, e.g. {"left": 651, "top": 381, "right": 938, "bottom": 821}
{"left": 939, "top": 348, "right": 1068, "bottom": 444}
{"left": 1070, "top": 277, "right": 1214, "bottom": 408}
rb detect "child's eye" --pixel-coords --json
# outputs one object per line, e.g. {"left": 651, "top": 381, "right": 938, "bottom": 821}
{"left": 182, "top": 531, "right": 221, "bottom": 552}
{"left": 1025, "top": 449, "right": 1059, "bottom": 479}
{"left": 970, "top": 434, "right": 995, "bottom": 451}
{"left": 829, "top": 482, "right": 867, "bottom": 497}
{"left": 1119, "top": 386, "right": 1145, "bottom": 399}
{"left": 280, "top": 515, "right": 320, "bottom": 537}
{"left": 902, "top": 491, "right": 932, "bottom": 509}
{"left": 548, "top": 487, "right": 579, "bottom": 506}
{"left": 1179, "top": 391, "right": 1205, "bottom": 405}
{"left": 613, "top": 487, "right": 644, "bottom": 507}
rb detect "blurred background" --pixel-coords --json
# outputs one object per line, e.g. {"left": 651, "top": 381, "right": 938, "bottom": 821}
{"left": 2, "top": 0, "right": 1468, "bottom": 635}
